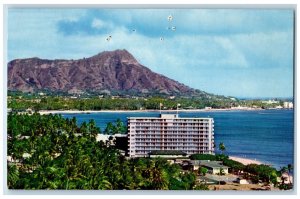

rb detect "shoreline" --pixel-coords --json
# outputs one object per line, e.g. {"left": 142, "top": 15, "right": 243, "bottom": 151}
{"left": 229, "top": 156, "right": 263, "bottom": 165}
{"left": 38, "top": 108, "right": 267, "bottom": 115}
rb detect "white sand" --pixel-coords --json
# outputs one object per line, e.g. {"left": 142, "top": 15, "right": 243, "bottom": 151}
{"left": 229, "top": 156, "right": 263, "bottom": 165}
{"left": 39, "top": 110, "right": 144, "bottom": 115}
{"left": 38, "top": 108, "right": 263, "bottom": 115}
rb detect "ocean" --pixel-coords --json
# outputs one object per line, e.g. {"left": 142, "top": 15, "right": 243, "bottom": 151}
{"left": 60, "top": 109, "right": 294, "bottom": 169}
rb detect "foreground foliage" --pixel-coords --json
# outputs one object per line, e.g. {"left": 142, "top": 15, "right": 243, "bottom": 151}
{"left": 7, "top": 113, "right": 205, "bottom": 190}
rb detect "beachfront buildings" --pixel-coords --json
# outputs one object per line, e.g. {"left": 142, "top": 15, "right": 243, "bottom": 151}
{"left": 127, "top": 114, "right": 214, "bottom": 157}
{"left": 190, "top": 160, "right": 229, "bottom": 174}
{"left": 283, "top": 101, "right": 294, "bottom": 109}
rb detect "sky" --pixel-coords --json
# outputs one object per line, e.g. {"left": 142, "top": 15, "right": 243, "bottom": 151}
{"left": 7, "top": 8, "right": 294, "bottom": 98}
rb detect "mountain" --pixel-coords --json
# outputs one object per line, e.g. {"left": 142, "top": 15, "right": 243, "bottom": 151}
{"left": 8, "top": 49, "right": 203, "bottom": 97}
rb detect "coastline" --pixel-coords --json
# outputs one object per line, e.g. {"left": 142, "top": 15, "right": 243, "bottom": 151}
{"left": 19, "top": 108, "right": 278, "bottom": 167}
{"left": 229, "top": 156, "right": 263, "bottom": 165}
{"left": 38, "top": 108, "right": 266, "bottom": 115}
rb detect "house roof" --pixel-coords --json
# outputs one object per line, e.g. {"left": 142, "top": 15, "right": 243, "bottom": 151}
{"left": 201, "top": 162, "right": 229, "bottom": 169}
{"left": 148, "top": 150, "right": 187, "bottom": 156}
{"left": 191, "top": 160, "right": 229, "bottom": 169}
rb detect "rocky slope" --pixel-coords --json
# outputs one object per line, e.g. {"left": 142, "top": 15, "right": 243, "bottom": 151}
{"left": 8, "top": 49, "right": 200, "bottom": 96}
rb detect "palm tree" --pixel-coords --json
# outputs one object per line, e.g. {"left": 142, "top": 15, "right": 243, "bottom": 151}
{"left": 104, "top": 122, "right": 115, "bottom": 135}
{"left": 93, "top": 170, "right": 112, "bottom": 190}
{"left": 88, "top": 119, "right": 100, "bottom": 139}
{"left": 280, "top": 166, "right": 288, "bottom": 185}
{"left": 115, "top": 119, "right": 127, "bottom": 134}
{"left": 219, "top": 142, "right": 226, "bottom": 154}
{"left": 286, "top": 164, "right": 293, "bottom": 184}
{"left": 151, "top": 159, "right": 169, "bottom": 190}
{"left": 131, "top": 158, "right": 148, "bottom": 189}
{"left": 198, "top": 167, "right": 208, "bottom": 176}
{"left": 7, "top": 164, "right": 19, "bottom": 189}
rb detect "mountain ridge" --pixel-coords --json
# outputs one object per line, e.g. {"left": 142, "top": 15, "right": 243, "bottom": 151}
{"left": 8, "top": 49, "right": 203, "bottom": 97}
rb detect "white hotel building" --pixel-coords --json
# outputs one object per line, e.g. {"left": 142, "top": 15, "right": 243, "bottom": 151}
{"left": 128, "top": 114, "right": 214, "bottom": 158}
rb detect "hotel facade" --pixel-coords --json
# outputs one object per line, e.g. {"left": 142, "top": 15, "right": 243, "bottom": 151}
{"left": 127, "top": 114, "right": 214, "bottom": 157}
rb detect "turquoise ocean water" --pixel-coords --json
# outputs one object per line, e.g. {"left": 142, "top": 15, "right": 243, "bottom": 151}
{"left": 61, "top": 109, "right": 294, "bottom": 169}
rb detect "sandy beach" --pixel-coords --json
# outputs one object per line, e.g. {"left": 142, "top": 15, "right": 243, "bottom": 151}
{"left": 229, "top": 156, "right": 263, "bottom": 165}
{"left": 38, "top": 110, "right": 144, "bottom": 115}
{"left": 38, "top": 108, "right": 263, "bottom": 115}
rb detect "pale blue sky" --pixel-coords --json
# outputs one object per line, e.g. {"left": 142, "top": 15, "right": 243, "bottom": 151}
{"left": 7, "top": 8, "right": 294, "bottom": 98}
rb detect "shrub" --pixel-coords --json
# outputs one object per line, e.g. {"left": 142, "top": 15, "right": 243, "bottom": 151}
{"left": 190, "top": 154, "right": 217, "bottom": 161}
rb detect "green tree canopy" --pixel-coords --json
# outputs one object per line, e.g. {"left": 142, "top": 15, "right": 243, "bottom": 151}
{"left": 7, "top": 113, "right": 203, "bottom": 190}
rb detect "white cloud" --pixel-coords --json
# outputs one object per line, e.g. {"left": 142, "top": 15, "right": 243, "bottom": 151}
{"left": 91, "top": 18, "right": 105, "bottom": 29}
{"left": 214, "top": 37, "right": 249, "bottom": 68}
{"left": 231, "top": 31, "right": 294, "bottom": 68}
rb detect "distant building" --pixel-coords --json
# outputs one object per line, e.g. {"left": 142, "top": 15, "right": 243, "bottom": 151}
{"left": 38, "top": 92, "right": 46, "bottom": 96}
{"left": 32, "top": 99, "right": 41, "bottom": 103}
{"left": 127, "top": 114, "right": 214, "bottom": 158}
{"left": 111, "top": 96, "right": 120, "bottom": 99}
{"left": 96, "top": 134, "right": 112, "bottom": 142}
{"left": 26, "top": 108, "right": 33, "bottom": 113}
{"left": 283, "top": 102, "right": 293, "bottom": 109}
{"left": 230, "top": 106, "right": 249, "bottom": 110}
{"left": 68, "top": 88, "right": 84, "bottom": 95}
{"left": 237, "top": 178, "right": 249, "bottom": 184}
{"left": 189, "top": 160, "right": 229, "bottom": 175}
{"left": 280, "top": 172, "right": 293, "bottom": 184}
{"left": 262, "top": 100, "right": 279, "bottom": 104}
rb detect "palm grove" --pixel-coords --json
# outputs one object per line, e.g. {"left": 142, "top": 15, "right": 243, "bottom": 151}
{"left": 7, "top": 113, "right": 206, "bottom": 190}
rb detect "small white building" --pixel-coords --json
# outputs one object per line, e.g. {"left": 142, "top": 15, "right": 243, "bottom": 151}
{"left": 38, "top": 92, "right": 46, "bottom": 96}
{"left": 280, "top": 172, "right": 293, "bottom": 184}
{"left": 283, "top": 102, "right": 293, "bottom": 109}
{"left": 190, "top": 160, "right": 229, "bottom": 175}
{"left": 237, "top": 178, "right": 249, "bottom": 184}
{"left": 96, "top": 134, "right": 112, "bottom": 142}
{"left": 262, "top": 100, "right": 279, "bottom": 104}
{"left": 96, "top": 134, "right": 127, "bottom": 144}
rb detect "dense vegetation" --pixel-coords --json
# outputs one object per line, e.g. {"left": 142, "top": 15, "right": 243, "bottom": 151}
{"left": 244, "top": 164, "right": 278, "bottom": 185}
{"left": 8, "top": 95, "right": 235, "bottom": 111}
{"left": 103, "top": 119, "right": 127, "bottom": 135}
{"left": 190, "top": 154, "right": 219, "bottom": 161}
{"left": 7, "top": 90, "right": 288, "bottom": 112}
{"left": 149, "top": 150, "right": 187, "bottom": 156}
{"left": 7, "top": 113, "right": 206, "bottom": 190}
